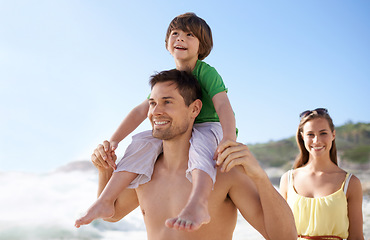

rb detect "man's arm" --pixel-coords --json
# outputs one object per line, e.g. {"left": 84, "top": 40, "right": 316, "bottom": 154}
{"left": 91, "top": 143, "right": 140, "bottom": 222}
{"left": 105, "top": 188, "right": 139, "bottom": 222}
{"left": 216, "top": 141, "right": 297, "bottom": 240}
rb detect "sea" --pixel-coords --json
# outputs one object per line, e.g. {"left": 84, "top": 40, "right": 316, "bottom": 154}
{"left": 0, "top": 163, "right": 369, "bottom": 240}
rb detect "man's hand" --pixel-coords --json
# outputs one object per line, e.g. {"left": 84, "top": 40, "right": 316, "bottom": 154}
{"left": 215, "top": 140, "right": 265, "bottom": 181}
{"left": 91, "top": 140, "right": 117, "bottom": 170}
{"left": 213, "top": 137, "right": 234, "bottom": 160}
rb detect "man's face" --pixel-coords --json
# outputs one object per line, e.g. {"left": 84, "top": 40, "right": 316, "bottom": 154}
{"left": 148, "top": 81, "right": 194, "bottom": 140}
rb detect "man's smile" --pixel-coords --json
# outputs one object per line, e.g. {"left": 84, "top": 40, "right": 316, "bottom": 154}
{"left": 154, "top": 120, "right": 170, "bottom": 126}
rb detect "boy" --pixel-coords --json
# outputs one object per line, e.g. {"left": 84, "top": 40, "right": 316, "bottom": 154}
{"left": 75, "top": 13, "right": 236, "bottom": 232}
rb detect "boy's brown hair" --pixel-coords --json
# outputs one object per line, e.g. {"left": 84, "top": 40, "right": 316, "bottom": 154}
{"left": 165, "top": 12, "right": 213, "bottom": 60}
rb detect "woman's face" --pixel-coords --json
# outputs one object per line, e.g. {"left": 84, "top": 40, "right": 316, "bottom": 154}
{"left": 301, "top": 117, "right": 336, "bottom": 159}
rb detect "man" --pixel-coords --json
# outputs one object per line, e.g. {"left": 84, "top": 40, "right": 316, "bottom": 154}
{"left": 89, "top": 69, "right": 297, "bottom": 239}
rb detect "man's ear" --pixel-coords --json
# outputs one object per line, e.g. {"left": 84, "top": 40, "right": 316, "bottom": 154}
{"left": 190, "top": 99, "right": 202, "bottom": 119}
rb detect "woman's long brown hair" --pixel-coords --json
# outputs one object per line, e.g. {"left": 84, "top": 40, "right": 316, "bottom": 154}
{"left": 293, "top": 111, "right": 337, "bottom": 169}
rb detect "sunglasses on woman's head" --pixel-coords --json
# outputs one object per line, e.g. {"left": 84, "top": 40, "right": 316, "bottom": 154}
{"left": 299, "top": 108, "right": 328, "bottom": 119}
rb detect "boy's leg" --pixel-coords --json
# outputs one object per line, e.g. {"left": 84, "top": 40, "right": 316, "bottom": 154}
{"left": 75, "top": 131, "right": 162, "bottom": 228}
{"left": 165, "top": 169, "right": 213, "bottom": 231}
{"left": 75, "top": 171, "right": 137, "bottom": 228}
{"left": 165, "top": 123, "right": 221, "bottom": 232}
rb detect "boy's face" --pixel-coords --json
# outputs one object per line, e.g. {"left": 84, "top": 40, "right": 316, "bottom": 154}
{"left": 167, "top": 29, "right": 200, "bottom": 63}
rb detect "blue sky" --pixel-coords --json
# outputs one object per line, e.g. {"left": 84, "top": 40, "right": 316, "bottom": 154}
{"left": 1, "top": 0, "right": 369, "bottom": 173}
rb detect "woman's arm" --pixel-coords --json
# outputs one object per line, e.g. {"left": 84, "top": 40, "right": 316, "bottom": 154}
{"left": 279, "top": 171, "right": 289, "bottom": 200}
{"left": 347, "top": 175, "right": 364, "bottom": 240}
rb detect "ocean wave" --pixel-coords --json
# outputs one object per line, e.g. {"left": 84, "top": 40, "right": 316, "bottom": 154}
{"left": 1, "top": 167, "right": 368, "bottom": 239}
{"left": 0, "top": 171, "right": 146, "bottom": 240}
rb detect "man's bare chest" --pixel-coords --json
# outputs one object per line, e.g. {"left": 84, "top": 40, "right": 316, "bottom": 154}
{"left": 136, "top": 173, "right": 192, "bottom": 219}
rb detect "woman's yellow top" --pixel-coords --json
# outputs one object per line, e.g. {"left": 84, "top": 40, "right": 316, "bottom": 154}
{"left": 287, "top": 170, "right": 351, "bottom": 239}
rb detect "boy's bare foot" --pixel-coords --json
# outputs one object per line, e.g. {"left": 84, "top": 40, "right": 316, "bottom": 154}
{"left": 165, "top": 200, "right": 210, "bottom": 232}
{"left": 74, "top": 200, "right": 115, "bottom": 228}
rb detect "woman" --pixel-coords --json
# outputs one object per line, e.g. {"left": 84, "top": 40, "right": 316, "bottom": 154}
{"left": 280, "top": 108, "right": 364, "bottom": 239}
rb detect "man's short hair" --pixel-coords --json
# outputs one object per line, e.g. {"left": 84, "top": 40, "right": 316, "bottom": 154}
{"left": 149, "top": 69, "right": 202, "bottom": 106}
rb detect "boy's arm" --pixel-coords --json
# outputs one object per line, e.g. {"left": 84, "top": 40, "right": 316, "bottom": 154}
{"left": 217, "top": 141, "right": 297, "bottom": 240}
{"left": 110, "top": 99, "right": 149, "bottom": 150}
{"left": 212, "top": 92, "right": 237, "bottom": 156}
{"left": 212, "top": 92, "right": 236, "bottom": 141}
